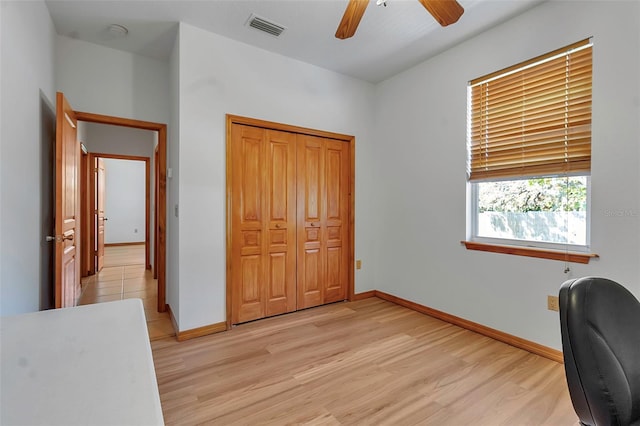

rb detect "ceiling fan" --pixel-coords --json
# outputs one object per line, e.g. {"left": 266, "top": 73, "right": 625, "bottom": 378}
{"left": 335, "top": 0, "right": 464, "bottom": 39}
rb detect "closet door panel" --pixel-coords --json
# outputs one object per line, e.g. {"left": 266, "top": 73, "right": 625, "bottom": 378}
{"left": 265, "top": 130, "right": 297, "bottom": 316}
{"left": 325, "top": 246, "right": 343, "bottom": 302}
{"left": 238, "top": 255, "right": 263, "bottom": 321}
{"left": 266, "top": 252, "right": 288, "bottom": 316}
{"left": 301, "top": 143, "right": 322, "bottom": 223}
{"left": 302, "top": 247, "right": 322, "bottom": 307}
{"left": 231, "top": 124, "right": 266, "bottom": 323}
{"left": 324, "top": 140, "right": 349, "bottom": 303}
{"left": 297, "top": 135, "right": 326, "bottom": 309}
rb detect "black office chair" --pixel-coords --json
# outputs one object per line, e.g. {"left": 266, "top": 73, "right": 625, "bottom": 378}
{"left": 559, "top": 277, "right": 640, "bottom": 426}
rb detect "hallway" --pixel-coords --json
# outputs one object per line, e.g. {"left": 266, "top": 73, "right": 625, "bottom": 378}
{"left": 79, "top": 244, "right": 175, "bottom": 340}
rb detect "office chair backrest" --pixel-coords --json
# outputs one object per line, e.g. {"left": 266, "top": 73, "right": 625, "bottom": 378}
{"left": 559, "top": 277, "right": 640, "bottom": 426}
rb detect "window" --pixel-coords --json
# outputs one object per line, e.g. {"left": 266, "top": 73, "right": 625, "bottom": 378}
{"left": 466, "top": 39, "right": 593, "bottom": 254}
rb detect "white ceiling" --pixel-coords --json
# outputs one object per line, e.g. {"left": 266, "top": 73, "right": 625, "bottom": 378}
{"left": 45, "top": 0, "right": 545, "bottom": 83}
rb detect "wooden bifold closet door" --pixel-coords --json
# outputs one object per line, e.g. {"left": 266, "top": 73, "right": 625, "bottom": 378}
{"left": 229, "top": 122, "right": 351, "bottom": 325}
{"left": 297, "top": 135, "right": 350, "bottom": 310}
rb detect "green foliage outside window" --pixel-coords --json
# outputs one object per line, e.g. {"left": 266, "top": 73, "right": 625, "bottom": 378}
{"left": 478, "top": 177, "right": 587, "bottom": 213}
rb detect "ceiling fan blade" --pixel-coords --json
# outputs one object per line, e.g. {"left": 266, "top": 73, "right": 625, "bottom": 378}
{"left": 417, "top": 0, "right": 464, "bottom": 27}
{"left": 335, "top": 0, "right": 369, "bottom": 40}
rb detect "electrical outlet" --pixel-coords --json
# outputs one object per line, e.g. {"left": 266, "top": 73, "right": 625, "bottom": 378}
{"left": 547, "top": 295, "right": 559, "bottom": 312}
{"left": 356, "top": 260, "right": 362, "bottom": 270}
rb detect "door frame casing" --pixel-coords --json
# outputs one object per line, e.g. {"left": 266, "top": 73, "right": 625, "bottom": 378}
{"left": 80, "top": 148, "right": 93, "bottom": 277}
{"left": 225, "top": 114, "right": 356, "bottom": 329}
{"left": 154, "top": 146, "right": 159, "bottom": 280}
{"left": 75, "top": 111, "right": 167, "bottom": 313}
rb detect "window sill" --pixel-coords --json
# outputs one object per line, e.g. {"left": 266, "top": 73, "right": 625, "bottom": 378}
{"left": 462, "top": 241, "right": 599, "bottom": 264}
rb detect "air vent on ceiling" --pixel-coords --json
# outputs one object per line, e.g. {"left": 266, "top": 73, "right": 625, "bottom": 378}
{"left": 246, "top": 14, "right": 286, "bottom": 37}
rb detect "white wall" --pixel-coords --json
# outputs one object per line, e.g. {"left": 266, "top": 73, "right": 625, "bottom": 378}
{"left": 175, "top": 23, "right": 377, "bottom": 330}
{"left": 373, "top": 0, "right": 640, "bottom": 350}
{"left": 81, "top": 122, "right": 155, "bottom": 158}
{"left": 55, "top": 35, "right": 170, "bottom": 125}
{"left": 0, "top": 1, "right": 57, "bottom": 315}
{"left": 102, "top": 159, "right": 146, "bottom": 244}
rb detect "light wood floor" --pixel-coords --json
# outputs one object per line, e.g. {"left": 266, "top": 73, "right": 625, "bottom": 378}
{"left": 79, "top": 244, "right": 175, "bottom": 341}
{"left": 151, "top": 297, "right": 578, "bottom": 425}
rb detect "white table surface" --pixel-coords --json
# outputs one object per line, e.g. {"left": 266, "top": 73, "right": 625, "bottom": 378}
{"left": 1, "top": 299, "right": 164, "bottom": 425}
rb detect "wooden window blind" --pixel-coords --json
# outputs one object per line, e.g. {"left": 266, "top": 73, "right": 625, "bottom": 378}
{"left": 467, "top": 39, "right": 592, "bottom": 181}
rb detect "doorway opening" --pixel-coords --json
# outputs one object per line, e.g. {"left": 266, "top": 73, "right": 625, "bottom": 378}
{"left": 83, "top": 153, "right": 150, "bottom": 274}
{"left": 74, "top": 111, "right": 167, "bottom": 313}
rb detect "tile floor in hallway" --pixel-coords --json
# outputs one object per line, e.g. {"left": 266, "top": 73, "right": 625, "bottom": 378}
{"left": 79, "top": 244, "right": 175, "bottom": 341}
